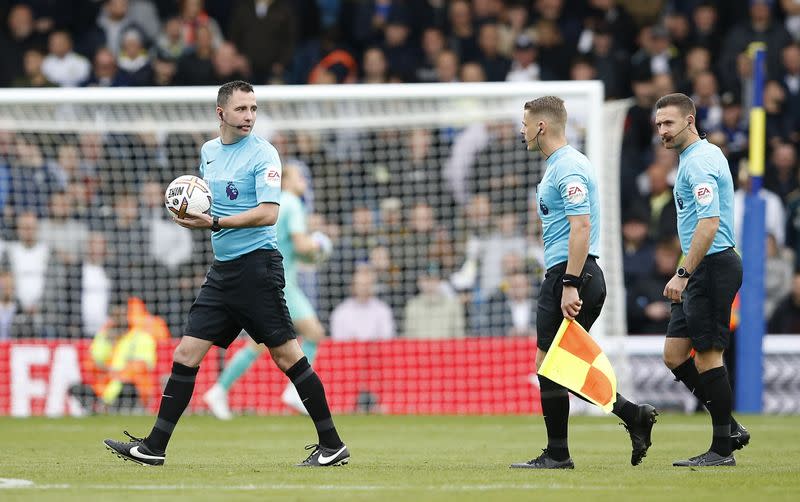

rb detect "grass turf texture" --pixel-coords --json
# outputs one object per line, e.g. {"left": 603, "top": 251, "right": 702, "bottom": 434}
{"left": 1, "top": 415, "right": 798, "bottom": 501}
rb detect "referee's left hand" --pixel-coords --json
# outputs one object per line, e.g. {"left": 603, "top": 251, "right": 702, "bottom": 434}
{"left": 663, "top": 274, "right": 688, "bottom": 303}
{"left": 173, "top": 211, "right": 212, "bottom": 230}
{"left": 561, "top": 286, "right": 582, "bottom": 321}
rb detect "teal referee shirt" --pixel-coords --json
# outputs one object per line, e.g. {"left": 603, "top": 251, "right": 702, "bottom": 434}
{"left": 199, "top": 134, "right": 282, "bottom": 261}
{"left": 536, "top": 144, "right": 601, "bottom": 269}
{"left": 674, "top": 139, "right": 736, "bottom": 255}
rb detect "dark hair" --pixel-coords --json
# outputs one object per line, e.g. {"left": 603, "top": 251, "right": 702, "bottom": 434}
{"left": 217, "top": 80, "right": 254, "bottom": 107}
{"left": 654, "top": 92, "right": 696, "bottom": 118}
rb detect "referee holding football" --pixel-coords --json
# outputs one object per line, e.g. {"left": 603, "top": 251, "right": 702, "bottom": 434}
{"left": 511, "top": 96, "right": 657, "bottom": 470}
{"left": 104, "top": 81, "right": 349, "bottom": 467}
{"left": 655, "top": 93, "right": 748, "bottom": 467}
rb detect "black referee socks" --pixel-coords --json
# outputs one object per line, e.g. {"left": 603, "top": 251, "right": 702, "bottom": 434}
{"left": 672, "top": 358, "right": 740, "bottom": 432}
{"left": 145, "top": 361, "right": 198, "bottom": 453}
{"left": 538, "top": 375, "right": 571, "bottom": 461}
{"left": 285, "top": 357, "right": 343, "bottom": 450}
{"left": 698, "top": 366, "right": 733, "bottom": 456}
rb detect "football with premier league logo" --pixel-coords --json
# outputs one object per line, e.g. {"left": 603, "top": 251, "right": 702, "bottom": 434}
{"left": 164, "top": 175, "right": 212, "bottom": 218}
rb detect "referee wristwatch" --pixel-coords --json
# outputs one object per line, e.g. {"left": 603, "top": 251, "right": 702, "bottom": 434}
{"left": 676, "top": 266, "right": 691, "bottom": 278}
{"left": 210, "top": 215, "right": 222, "bottom": 232}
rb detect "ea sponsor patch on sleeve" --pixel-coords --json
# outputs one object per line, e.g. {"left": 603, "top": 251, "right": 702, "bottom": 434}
{"left": 566, "top": 181, "right": 588, "bottom": 204}
{"left": 266, "top": 166, "right": 282, "bottom": 188}
{"left": 694, "top": 183, "right": 714, "bottom": 205}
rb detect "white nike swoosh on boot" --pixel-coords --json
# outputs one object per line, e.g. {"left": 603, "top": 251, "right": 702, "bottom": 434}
{"left": 317, "top": 446, "right": 346, "bottom": 464}
{"left": 130, "top": 446, "right": 165, "bottom": 460}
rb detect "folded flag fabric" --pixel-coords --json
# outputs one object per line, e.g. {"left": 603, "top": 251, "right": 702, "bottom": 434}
{"left": 538, "top": 319, "right": 617, "bottom": 413}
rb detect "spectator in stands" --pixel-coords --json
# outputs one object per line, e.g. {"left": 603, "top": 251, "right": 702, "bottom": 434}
{"left": 0, "top": 4, "right": 48, "bottom": 87}
{"left": 41, "top": 231, "right": 112, "bottom": 338}
{"left": 448, "top": 0, "right": 479, "bottom": 63}
{"left": 460, "top": 61, "right": 485, "bottom": 82}
{"left": 8, "top": 137, "right": 67, "bottom": 217}
{"left": 477, "top": 23, "right": 511, "bottom": 82}
{"left": 481, "top": 265, "right": 536, "bottom": 337}
{"left": 626, "top": 238, "right": 678, "bottom": 335}
{"left": 7, "top": 211, "right": 49, "bottom": 317}
{"left": 179, "top": 0, "right": 224, "bottom": 50}
{"left": 149, "top": 49, "right": 178, "bottom": 86}
{"left": 783, "top": 179, "right": 800, "bottom": 270}
{"left": 496, "top": 3, "right": 530, "bottom": 56}
{"left": 533, "top": 0, "right": 582, "bottom": 48}
{"left": 621, "top": 201, "right": 655, "bottom": 286}
{"left": 780, "top": 43, "right": 800, "bottom": 121}
{"left": 39, "top": 191, "right": 89, "bottom": 265}
{"left": 768, "top": 272, "right": 800, "bottom": 333}
{"left": 210, "top": 41, "right": 251, "bottom": 84}
{"left": 381, "top": 10, "right": 416, "bottom": 81}
{"left": 432, "top": 48, "right": 458, "bottom": 84}
{"left": 102, "top": 191, "right": 149, "bottom": 300}
{"left": 155, "top": 16, "right": 185, "bottom": 60}
{"left": 42, "top": 30, "right": 91, "bottom": 87}
{"left": 570, "top": 55, "right": 598, "bottom": 81}
{"left": 691, "top": 70, "right": 723, "bottom": 131}
{"left": 535, "top": 19, "right": 574, "bottom": 80}
{"left": 117, "top": 28, "right": 152, "bottom": 85}
{"left": 765, "top": 142, "right": 799, "bottom": 203}
{"left": 678, "top": 46, "right": 712, "bottom": 95}
{"left": 631, "top": 25, "right": 680, "bottom": 81}
{"left": 506, "top": 34, "right": 541, "bottom": 81}
{"left": 176, "top": 24, "right": 215, "bottom": 85}
{"left": 735, "top": 169, "right": 786, "bottom": 248}
{"left": 84, "top": 46, "right": 130, "bottom": 87}
{"left": 228, "top": 0, "right": 295, "bottom": 84}
{"left": 764, "top": 79, "right": 797, "bottom": 147}
{"left": 716, "top": 92, "right": 749, "bottom": 177}
{"left": 582, "top": 0, "right": 637, "bottom": 52}
{"left": 641, "top": 158, "right": 678, "bottom": 242}
{"left": 621, "top": 69, "right": 656, "bottom": 186}
{"left": 361, "top": 46, "right": 389, "bottom": 84}
{"left": 663, "top": 10, "right": 692, "bottom": 54}
{"left": 783, "top": 0, "right": 800, "bottom": 41}
{"left": 0, "top": 270, "right": 20, "bottom": 340}
{"left": 689, "top": 2, "right": 721, "bottom": 57}
{"left": 719, "top": 0, "right": 791, "bottom": 88}
{"left": 588, "top": 22, "right": 630, "bottom": 99}
{"left": 11, "top": 48, "right": 55, "bottom": 87}
{"left": 765, "top": 233, "right": 794, "bottom": 319}
{"left": 415, "top": 27, "right": 446, "bottom": 82}
{"left": 83, "top": 0, "right": 150, "bottom": 58}
{"left": 330, "top": 264, "right": 395, "bottom": 341}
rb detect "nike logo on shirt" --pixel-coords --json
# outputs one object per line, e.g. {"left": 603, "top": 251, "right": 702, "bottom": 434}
{"left": 317, "top": 445, "right": 347, "bottom": 464}
{"left": 206, "top": 159, "right": 215, "bottom": 164}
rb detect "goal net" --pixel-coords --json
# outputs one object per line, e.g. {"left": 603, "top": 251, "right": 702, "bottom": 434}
{"left": 0, "top": 82, "right": 628, "bottom": 416}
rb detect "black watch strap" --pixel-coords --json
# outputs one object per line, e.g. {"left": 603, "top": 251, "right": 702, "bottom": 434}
{"left": 676, "top": 267, "right": 691, "bottom": 278}
{"left": 210, "top": 216, "right": 221, "bottom": 232}
{"left": 562, "top": 273, "right": 583, "bottom": 288}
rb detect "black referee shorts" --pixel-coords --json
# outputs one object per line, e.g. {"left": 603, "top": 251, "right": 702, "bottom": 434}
{"left": 184, "top": 249, "right": 296, "bottom": 349}
{"left": 536, "top": 256, "right": 606, "bottom": 351}
{"left": 667, "top": 247, "right": 741, "bottom": 352}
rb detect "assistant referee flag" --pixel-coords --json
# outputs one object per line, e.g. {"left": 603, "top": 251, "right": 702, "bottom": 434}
{"left": 538, "top": 319, "right": 618, "bottom": 413}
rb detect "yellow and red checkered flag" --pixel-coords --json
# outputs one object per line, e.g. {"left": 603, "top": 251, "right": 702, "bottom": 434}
{"left": 538, "top": 319, "right": 617, "bottom": 413}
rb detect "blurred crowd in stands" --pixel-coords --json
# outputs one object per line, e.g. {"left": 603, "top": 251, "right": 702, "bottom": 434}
{"left": 2, "top": 0, "right": 800, "bottom": 341}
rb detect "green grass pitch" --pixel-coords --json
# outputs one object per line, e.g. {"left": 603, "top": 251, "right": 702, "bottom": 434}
{"left": 1, "top": 414, "right": 798, "bottom": 501}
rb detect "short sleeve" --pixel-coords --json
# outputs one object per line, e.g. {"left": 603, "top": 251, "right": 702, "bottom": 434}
{"left": 254, "top": 146, "right": 282, "bottom": 204}
{"left": 198, "top": 148, "right": 205, "bottom": 177}
{"left": 688, "top": 159, "right": 721, "bottom": 219}
{"left": 286, "top": 197, "right": 306, "bottom": 235}
{"left": 558, "top": 170, "right": 591, "bottom": 216}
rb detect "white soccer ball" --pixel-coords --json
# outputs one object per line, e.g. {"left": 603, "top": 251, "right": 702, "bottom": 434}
{"left": 311, "top": 231, "right": 333, "bottom": 263}
{"left": 164, "top": 175, "right": 212, "bottom": 219}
